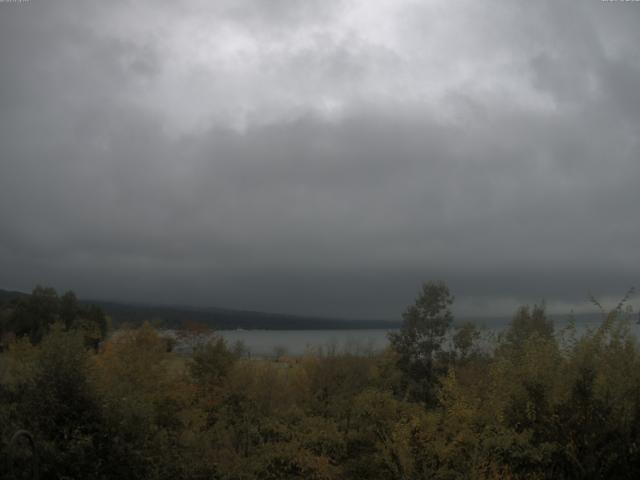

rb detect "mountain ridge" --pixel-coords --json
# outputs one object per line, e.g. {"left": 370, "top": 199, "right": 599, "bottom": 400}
{"left": 0, "top": 288, "right": 615, "bottom": 331}
{"left": 0, "top": 288, "right": 401, "bottom": 330}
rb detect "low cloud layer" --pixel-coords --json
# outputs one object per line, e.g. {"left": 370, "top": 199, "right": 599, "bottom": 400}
{"left": 1, "top": 0, "right": 639, "bottom": 318}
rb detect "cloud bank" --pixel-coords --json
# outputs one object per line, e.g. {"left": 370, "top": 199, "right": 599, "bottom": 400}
{"left": 1, "top": 0, "right": 639, "bottom": 318}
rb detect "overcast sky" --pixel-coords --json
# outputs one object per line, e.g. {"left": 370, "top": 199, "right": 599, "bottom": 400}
{"left": 1, "top": 0, "right": 639, "bottom": 319}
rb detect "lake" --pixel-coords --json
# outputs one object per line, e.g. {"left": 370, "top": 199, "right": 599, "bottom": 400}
{"left": 165, "top": 315, "right": 639, "bottom": 357}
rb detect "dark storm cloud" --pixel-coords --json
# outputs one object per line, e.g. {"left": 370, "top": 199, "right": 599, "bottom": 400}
{"left": 1, "top": 0, "right": 639, "bottom": 318}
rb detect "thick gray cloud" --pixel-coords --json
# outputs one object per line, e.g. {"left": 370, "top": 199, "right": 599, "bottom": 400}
{"left": 1, "top": 0, "right": 639, "bottom": 318}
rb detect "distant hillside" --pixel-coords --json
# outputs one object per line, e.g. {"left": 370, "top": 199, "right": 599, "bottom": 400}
{"left": 0, "top": 288, "right": 399, "bottom": 330}
{"left": 1, "top": 288, "right": 616, "bottom": 331}
{"left": 88, "top": 300, "right": 402, "bottom": 330}
{"left": 0, "top": 288, "right": 29, "bottom": 302}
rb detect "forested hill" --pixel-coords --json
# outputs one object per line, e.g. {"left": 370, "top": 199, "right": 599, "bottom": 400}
{"left": 0, "top": 288, "right": 29, "bottom": 302}
{"left": 92, "top": 300, "right": 404, "bottom": 330}
{"left": 0, "top": 288, "right": 608, "bottom": 331}
{"left": 0, "top": 288, "right": 400, "bottom": 330}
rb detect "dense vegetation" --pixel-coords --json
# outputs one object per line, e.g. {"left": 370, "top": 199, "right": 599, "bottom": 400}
{"left": 1, "top": 283, "right": 640, "bottom": 479}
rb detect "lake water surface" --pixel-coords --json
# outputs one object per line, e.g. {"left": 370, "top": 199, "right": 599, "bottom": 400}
{"left": 215, "top": 318, "right": 639, "bottom": 357}
{"left": 167, "top": 316, "right": 639, "bottom": 357}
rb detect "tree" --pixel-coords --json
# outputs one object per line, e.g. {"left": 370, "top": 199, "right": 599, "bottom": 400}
{"left": 59, "top": 290, "right": 79, "bottom": 330}
{"left": 2, "top": 287, "right": 108, "bottom": 347}
{"left": 75, "top": 304, "right": 108, "bottom": 350}
{"left": 92, "top": 322, "right": 190, "bottom": 479}
{"left": 452, "top": 321, "right": 481, "bottom": 362}
{"left": 21, "top": 325, "right": 106, "bottom": 479}
{"left": 190, "top": 335, "right": 238, "bottom": 392}
{"left": 388, "top": 281, "right": 454, "bottom": 405}
{"left": 504, "top": 303, "right": 553, "bottom": 349}
{"left": 10, "top": 286, "right": 60, "bottom": 343}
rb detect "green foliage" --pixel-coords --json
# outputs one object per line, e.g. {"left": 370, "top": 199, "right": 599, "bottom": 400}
{"left": 0, "top": 286, "right": 109, "bottom": 348}
{"left": 503, "top": 304, "right": 554, "bottom": 349}
{"left": 1, "top": 325, "right": 107, "bottom": 479}
{"left": 190, "top": 335, "right": 238, "bottom": 391}
{"left": 388, "top": 281, "right": 454, "bottom": 404}
{"left": 3, "top": 283, "right": 640, "bottom": 479}
{"left": 453, "top": 321, "right": 482, "bottom": 361}
{"left": 8, "top": 286, "right": 60, "bottom": 343}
